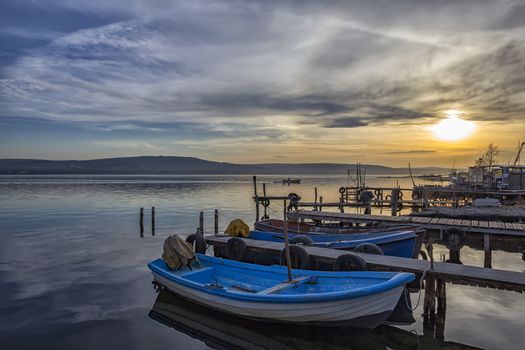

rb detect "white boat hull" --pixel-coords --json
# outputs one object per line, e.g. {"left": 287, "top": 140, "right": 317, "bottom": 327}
{"left": 151, "top": 272, "right": 404, "bottom": 327}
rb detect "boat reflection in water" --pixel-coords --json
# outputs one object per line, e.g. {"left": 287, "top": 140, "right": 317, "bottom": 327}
{"left": 149, "top": 291, "right": 481, "bottom": 350}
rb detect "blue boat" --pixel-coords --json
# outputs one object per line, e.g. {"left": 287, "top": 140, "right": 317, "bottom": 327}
{"left": 148, "top": 254, "right": 414, "bottom": 328}
{"left": 247, "top": 229, "right": 418, "bottom": 258}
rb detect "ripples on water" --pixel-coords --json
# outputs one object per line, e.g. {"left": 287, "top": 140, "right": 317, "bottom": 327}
{"left": 0, "top": 175, "right": 524, "bottom": 349}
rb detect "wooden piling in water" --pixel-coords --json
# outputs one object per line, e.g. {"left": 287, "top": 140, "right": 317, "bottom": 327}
{"left": 151, "top": 206, "right": 155, "bottom": 236}
{"left": 314, "top": 187, "right": 318, "bottom": 211}
{"left": 484, "top": 233, "right": 492, "bottom": 268}
{"left": 214, "top": 209, "right": 219, "bottom": 235}
{"left": 199, "top": 211, "right": 204, "bottom": 235}
{"left": 391, "top": 188, "right": 399, "bottom": 216}
{"left": 435, "top": 278, "right": 447, "bottom": 340}
{"left": 423, "top": 275, "right": 437, "bottom": 326}
{"left": 139, "top": 207, "right": 144, "bottom": 237}
{"left": 253, "top": 176, "right": 260, "bottom": 222}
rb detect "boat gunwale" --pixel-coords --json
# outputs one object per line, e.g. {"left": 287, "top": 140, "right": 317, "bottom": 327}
{"left": 148, "top": 254, "right": 414, "bottom": 303}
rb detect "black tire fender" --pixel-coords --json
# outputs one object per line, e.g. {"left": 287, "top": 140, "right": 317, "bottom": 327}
{"left": 354, "top": 243, "right": 384, "bottom": 255}
{"left": 226, "top": 237, "right": 247, "bottom": 261}
{"left": 290, "top": 235, "right": 314, "bottom": 246}
{"left": 280, "top": 245, "right": 311, "bottom": 269}
{"left": 333, "top": 253, "right": 368, "bottom": 271}
{"left": 186, "top": 234, "right": 207, "bottom": 254}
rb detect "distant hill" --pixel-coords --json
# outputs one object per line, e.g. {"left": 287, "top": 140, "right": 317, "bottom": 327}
{"left": 0, "top": 156, "right": 449, "bottom": 175}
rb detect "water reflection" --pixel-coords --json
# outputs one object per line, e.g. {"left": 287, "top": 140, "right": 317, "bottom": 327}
{"left": 1, "top": 175, "right": 524, "bottom": 349}
{"left": 149, "top": 290, "right": 482, "bottom": 350}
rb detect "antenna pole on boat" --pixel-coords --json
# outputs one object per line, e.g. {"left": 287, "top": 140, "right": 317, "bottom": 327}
{"left": 283, "top": 219, "right": 292, "bottom": 282}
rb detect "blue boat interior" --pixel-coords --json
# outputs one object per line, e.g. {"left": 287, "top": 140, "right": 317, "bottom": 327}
{"left": 248, "top": 230, "right": 417, "bottom": 257}
{"left": 148, "top": 254, "right": 415, "bottom": 302}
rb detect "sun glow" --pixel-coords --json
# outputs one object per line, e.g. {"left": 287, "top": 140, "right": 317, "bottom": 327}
{"left": 430, "top": 111, "right": 476, "bottom": 141}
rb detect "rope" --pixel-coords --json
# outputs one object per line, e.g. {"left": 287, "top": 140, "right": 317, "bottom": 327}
{"left": 404, "top": 268, "right": 428, "bottom": 311}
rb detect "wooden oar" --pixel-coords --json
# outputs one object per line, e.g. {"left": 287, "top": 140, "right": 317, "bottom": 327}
{"left": 283, "top": 219, "right": 292, "bottom": 282}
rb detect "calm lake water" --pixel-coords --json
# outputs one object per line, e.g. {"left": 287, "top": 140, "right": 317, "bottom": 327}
{"left": 1, "top": 175, "right": 524, "bottom": 349}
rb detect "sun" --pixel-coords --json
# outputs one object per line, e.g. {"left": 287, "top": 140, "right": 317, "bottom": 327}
{"left": 430, "top": 110, "right": 476, "bottom": 141}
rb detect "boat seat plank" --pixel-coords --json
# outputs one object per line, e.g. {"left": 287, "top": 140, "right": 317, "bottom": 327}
{"left": 258, "top": 276, "right": 313, "bottom": 294}
{"left": 181, "top": 267, "right": 215, "bottom": 277}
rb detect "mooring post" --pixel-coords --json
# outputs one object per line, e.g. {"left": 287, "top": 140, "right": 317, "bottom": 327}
{"left": 262, "top": 183, "right": 268, "bottom": 219}
{"left": 319, "top": 196, "right": 323, "bottom": 212}
{"left": 214, "top": 209, "right": 219, "bottom": 235}
{"left": 199, "top": 211, "right": 204, "bottom": 235}
{"left": 436, "top": 278, "right": 447, "bottom": 341}
{"left": 391, "top": 188, "right": 399, "bottom": 216}
{"left": 283, "top": 199, "right": 287, "bottom": 220}
{"left": 339, "top": 194, "right": 344, "bottom": 213}
{"left": 151, "top": 206, "right": 155, "bottom": 236}
{"left": 253, "top": 176, "right": 259, "bottom": 222}
{"left": 484, "top": 233, "right": 492, "bottom": 268}
{"left": 423, "top": 191, "right": 429, "bottom": 208}
{"left": 139, "top": 207, "right": 144, "bottom": 237}
{"left": 423, "top": 275, "right": 437, "bottom": 326}
{"left": 314, "top": 187, "right": 318, "bottom": 211}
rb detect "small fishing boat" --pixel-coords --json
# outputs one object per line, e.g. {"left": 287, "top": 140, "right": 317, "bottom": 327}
{"left": 255, "top": 218, "right": 421, "bottom": 235}
{"left": 148, "top": 253, "right": 414, "bottom": 328}
{"left": 248, "top": 229, "right": 418, "bottom": 258}
{"left": 274, "top": 178, "right": 301, "bottom": 184}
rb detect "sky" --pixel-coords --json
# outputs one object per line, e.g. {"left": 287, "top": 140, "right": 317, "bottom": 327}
{"left": 1, "top": 0, "right": 524, "bottom": 167}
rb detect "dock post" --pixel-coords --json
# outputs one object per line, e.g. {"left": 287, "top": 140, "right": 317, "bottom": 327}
{"left": 391, "top": 189, "right": 399, "bottom": 216}
{"left": 253, "top": 176, "right": 259, "bottom": 222}
{"left": 283, "top": 199, "right": 287, "bottom": 220}
{"left": 319, "top": 196, "right": 323, "bottom": 212}
{"left": 339, "top": 194, "right": 344, "bottom": 213}
{"left": 139, "top": 207, "right": 144, "bottom": 237}
{"left": 314, "top": 187, "right": 318, "bottom": 211}
{"left": 151, "top": 207, "right": 155, "bottom": 236}
{"left": 436, "top": 278, "right": 447, "bottom": 341}
{"left": 214, "top": 209, "right": 219, "bottom": 235}
{"left": 199, "top": 211, "right": 204, "bottom": 235}
{"left": 423, "top": 191, "right": 429, "bottom": 209}
{"left": 262, "top": 183, "right": 268, "bottom": 219}
{"left": 483, "top": 233, "right": 492, "bottom": 268}
{"left": 423, "top": 275, "right": 436, "bottom": 327}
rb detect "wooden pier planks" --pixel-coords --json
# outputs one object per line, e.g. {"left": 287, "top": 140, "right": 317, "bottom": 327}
{"left": 205, "top": 236, "right": 525, "bottom": 292}
{"left": 288, "top": 210, "right": 525, "bottom": 237}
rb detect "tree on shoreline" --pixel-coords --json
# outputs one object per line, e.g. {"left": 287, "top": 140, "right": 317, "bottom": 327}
{"left": 475, "top": 143, "right": 499, "bottom": 169}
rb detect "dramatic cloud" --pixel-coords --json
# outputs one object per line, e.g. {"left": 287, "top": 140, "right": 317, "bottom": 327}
{"left": 1, "top": 0, "right": 524, "bottom": 164}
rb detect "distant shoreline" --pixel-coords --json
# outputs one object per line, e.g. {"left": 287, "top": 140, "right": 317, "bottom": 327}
{"left": 0, "top": 156, "right": 451, "bottom": 175}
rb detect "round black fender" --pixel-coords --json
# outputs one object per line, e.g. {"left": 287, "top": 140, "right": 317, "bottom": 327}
{"left": 333, "top": 253, "right": 368, "bottom": 271}
{"left": 186, "top": 234, "right": 207, "bottom": 254}
{"left": 354, "top": 243, "right": 384, "bottom": 255}
{"left": 339, "top": 187, "right": 346, "bottom": 194}
{"left": 226, "top": 237, "right": 247, "bottom": 261}
{"left": 280, "top": 245, "right": 311, "bottom": 269}
{"left": 289, "top": 235, "right": 314, "bottom": 246}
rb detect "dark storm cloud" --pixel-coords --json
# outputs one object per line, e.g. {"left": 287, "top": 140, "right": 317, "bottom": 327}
{"left": 1, "top": 0, "right": 524, "bottom": 138}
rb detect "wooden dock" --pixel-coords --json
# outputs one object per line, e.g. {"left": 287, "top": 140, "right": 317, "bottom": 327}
{"left": 287, "top": 210, "right": 525, "bottom": 237}
{"left": 205, "top": 235, "right": 525, "bottom": 292}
